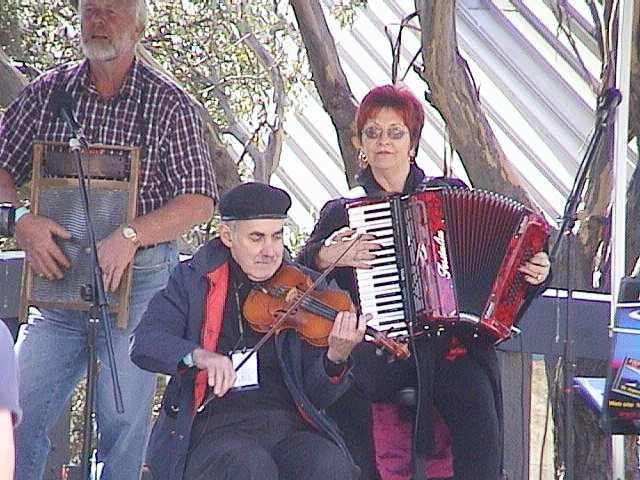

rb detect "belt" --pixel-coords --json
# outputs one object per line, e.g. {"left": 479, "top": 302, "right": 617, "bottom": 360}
{"left": 138, "top": 241, "right": 170, "bottom": 252}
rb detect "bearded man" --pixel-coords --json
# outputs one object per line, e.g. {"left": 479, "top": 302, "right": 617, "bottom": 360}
{"left": 0, "top": 1, "right": 217, "bottom": 478}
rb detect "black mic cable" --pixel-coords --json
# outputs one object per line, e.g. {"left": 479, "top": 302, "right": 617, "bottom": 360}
{"left": 50, "top": 90, "right": 89, "bottom": 150}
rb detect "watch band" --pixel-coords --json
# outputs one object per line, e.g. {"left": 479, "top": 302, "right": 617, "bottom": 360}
{"left": 14, "top": 206, "right": 29, "bottom": 223}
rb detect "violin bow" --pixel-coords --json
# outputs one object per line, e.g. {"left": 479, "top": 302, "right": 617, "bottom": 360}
{"left": 197, "top": 234, "right": 365, "bottom": 412}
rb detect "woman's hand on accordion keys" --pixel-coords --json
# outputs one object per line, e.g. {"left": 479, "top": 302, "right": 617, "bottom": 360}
{"left": 315, "top": 228, "right": 382, "bottom": 271}
{"left": 519, "top": 251, "right": 551, "bottom": 286}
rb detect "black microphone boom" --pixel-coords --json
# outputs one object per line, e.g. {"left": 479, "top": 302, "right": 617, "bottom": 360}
{"left": 51, "top": 90, "right": 88, "bottom": 148}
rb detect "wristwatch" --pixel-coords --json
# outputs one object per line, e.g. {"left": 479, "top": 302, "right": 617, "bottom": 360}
{"left": 121, "top": 225, "right": 142, "bottom": 248}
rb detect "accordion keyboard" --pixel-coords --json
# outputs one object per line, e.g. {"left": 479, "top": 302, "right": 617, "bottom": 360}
{"left": 347, "top": 201, "right": 408, "bottom": 338}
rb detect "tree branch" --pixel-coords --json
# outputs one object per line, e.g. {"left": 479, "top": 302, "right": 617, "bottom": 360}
{"left": 206, "top": 66, "right": 266, "bottom": 174}
{"left": 551, "top": 1, "right": 599, "bottom": 93}
{"left": 585, "top": 0, "right": 605, "bottom": 61}
{"left": 415, "top": 0, "right": 532, "bottom": 204}
{"left": 290, "top": 0, "right": 360, "bottom": 187}
{"left": 236, "top": 0, "right": 286, "bottom": 182}
{"left": 0, "top": 50, "right": 28, "bottom": 109}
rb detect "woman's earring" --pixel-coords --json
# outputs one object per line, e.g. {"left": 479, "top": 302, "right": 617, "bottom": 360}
{"left": 358, "top": 149, "right": 368, "bottom": 168}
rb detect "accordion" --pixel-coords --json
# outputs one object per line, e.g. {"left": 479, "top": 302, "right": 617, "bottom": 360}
{"left": 346, "top": 187, "right": 551, "bottom": 342}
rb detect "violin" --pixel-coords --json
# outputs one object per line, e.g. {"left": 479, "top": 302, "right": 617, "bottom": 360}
{"left": 242, "top": 264, "right": 410, "bottom": 360}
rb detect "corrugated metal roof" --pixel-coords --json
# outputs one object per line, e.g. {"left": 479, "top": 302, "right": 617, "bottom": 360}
{"left": 268, "top": 0, "right": 636, "bottom": 232}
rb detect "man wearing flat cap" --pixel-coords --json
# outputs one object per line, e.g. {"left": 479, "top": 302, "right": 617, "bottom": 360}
{"left": 131, "top": 182, "right": 366, "bottom": 480}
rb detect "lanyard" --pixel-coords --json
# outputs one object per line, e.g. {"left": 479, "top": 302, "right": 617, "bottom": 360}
{"left": 232, "top": 283, "right": 248, "bottom": 353}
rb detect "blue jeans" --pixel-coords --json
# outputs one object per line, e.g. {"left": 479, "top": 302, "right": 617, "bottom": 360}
{"left": 15, "top": 243, "right": 178, "bottom": 480}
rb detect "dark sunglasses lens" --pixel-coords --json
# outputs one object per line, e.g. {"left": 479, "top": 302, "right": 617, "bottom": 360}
{"left": 388, "top": 128, "right": 406, "bottom": 140}
{"left": 364, "top": 127, "right": 381, "bottom": 139}
{"left": 363, "top": 126, "right": 407, "bottom": 140}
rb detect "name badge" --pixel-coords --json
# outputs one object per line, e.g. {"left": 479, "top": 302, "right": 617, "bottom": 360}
{"left": 230, "top": 350, "right": 259, "bottom": 391}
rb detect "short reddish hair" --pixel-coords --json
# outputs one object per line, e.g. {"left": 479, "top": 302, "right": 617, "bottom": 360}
{"left": 356, "top": 84, "right": 425, "bottom": 151}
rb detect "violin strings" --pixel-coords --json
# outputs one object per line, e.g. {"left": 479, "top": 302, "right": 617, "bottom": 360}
{"left": 296, "top": 292, "right": 340, "bottom": 318}
{"left": 263, "top": 285, "right": 340, "bottom": 319}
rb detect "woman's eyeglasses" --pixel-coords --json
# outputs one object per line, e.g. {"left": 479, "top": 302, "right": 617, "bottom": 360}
{"left": 362, "top": 125, "right": 409, "bottom": 140}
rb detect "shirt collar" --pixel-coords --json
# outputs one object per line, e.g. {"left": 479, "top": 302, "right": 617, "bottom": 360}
{"left": 356, "top": 163, "right": 426, "bottom": 196}
{"left": 75, "top": 57, "right": 144, "bottom": 103}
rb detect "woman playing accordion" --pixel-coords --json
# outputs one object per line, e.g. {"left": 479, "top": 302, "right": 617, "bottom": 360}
{"left": 296, "top": 84, "right": 551, "bottom": 480}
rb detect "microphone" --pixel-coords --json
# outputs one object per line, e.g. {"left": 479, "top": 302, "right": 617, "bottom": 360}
{"left": 599, "top": 87, "right": 622, "bottom": 111}
{"left": 51, "top": 90, "right": 88, "bottom": 149}
{"left": 594, "top": 87, "right": 622, "bottom": 125}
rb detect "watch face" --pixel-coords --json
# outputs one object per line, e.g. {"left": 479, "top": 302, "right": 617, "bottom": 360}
{"left": 122, "top": 226, "right": 136, "bottom": 239}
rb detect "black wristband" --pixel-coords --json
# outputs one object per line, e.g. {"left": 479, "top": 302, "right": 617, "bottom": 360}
{"left": 0, "top": 204, "right": 16, "bottom": 237}
{"left": 324, "top": 355, "right": 348, "bottom": 377}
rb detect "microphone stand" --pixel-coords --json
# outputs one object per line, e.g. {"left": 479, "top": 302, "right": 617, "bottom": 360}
{"left": 64, "top": 132, "right": 124, "bottom": 480}
{"left": 549, "top": 87, "right": 621, "bottom": 479}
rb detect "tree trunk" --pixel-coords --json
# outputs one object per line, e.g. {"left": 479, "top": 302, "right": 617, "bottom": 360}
{"left": 290, "top": 0, "right": 360, "bottom": 187}
{"left": 0, "top": 50, "right": 27, "bottom": 108}
{"left": 415, "top": 0, "right": 533, "bottom": 205}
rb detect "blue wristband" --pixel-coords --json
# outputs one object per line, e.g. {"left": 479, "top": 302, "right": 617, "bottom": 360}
{"left": 182, "top": 352, "right": 194, "bottom": 368}
{"left": 14, "top": 206, "right": 29, "bottom": 223}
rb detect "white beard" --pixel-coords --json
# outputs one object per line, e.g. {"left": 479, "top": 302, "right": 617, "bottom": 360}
{"left": 81, "top": 33, "right": 132, "bottom": 62}
{"left": 82, "top": 41, "right": 117, "bottom": 62}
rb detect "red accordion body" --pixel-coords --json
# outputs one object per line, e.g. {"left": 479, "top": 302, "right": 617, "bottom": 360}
{"left": 346, "top": 187, "right": 550, "bottom": 342}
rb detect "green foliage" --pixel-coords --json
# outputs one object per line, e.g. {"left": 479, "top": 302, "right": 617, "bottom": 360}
{"left": 3, "top": 0, "right": 79, "bottom": 73}
{"left": 0, "top": 0, "right": 22, "bottom": 58}
{"left": 144, "top": 1, "right": 310, "bottom": 128}
{"left": 330, "top": 0, "right": 369, "bottom": 28}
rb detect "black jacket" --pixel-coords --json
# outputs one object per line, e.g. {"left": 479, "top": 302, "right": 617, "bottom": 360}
{"left": 296, "top": 164, "right": 548, "bottom": 473}
{"left": 131, "top": 239, "right": 357, "bottom": 480}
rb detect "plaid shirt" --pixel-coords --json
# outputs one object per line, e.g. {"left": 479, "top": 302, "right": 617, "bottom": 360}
{"left": 0, "top": 58, "right": 217, "bottom": 215}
